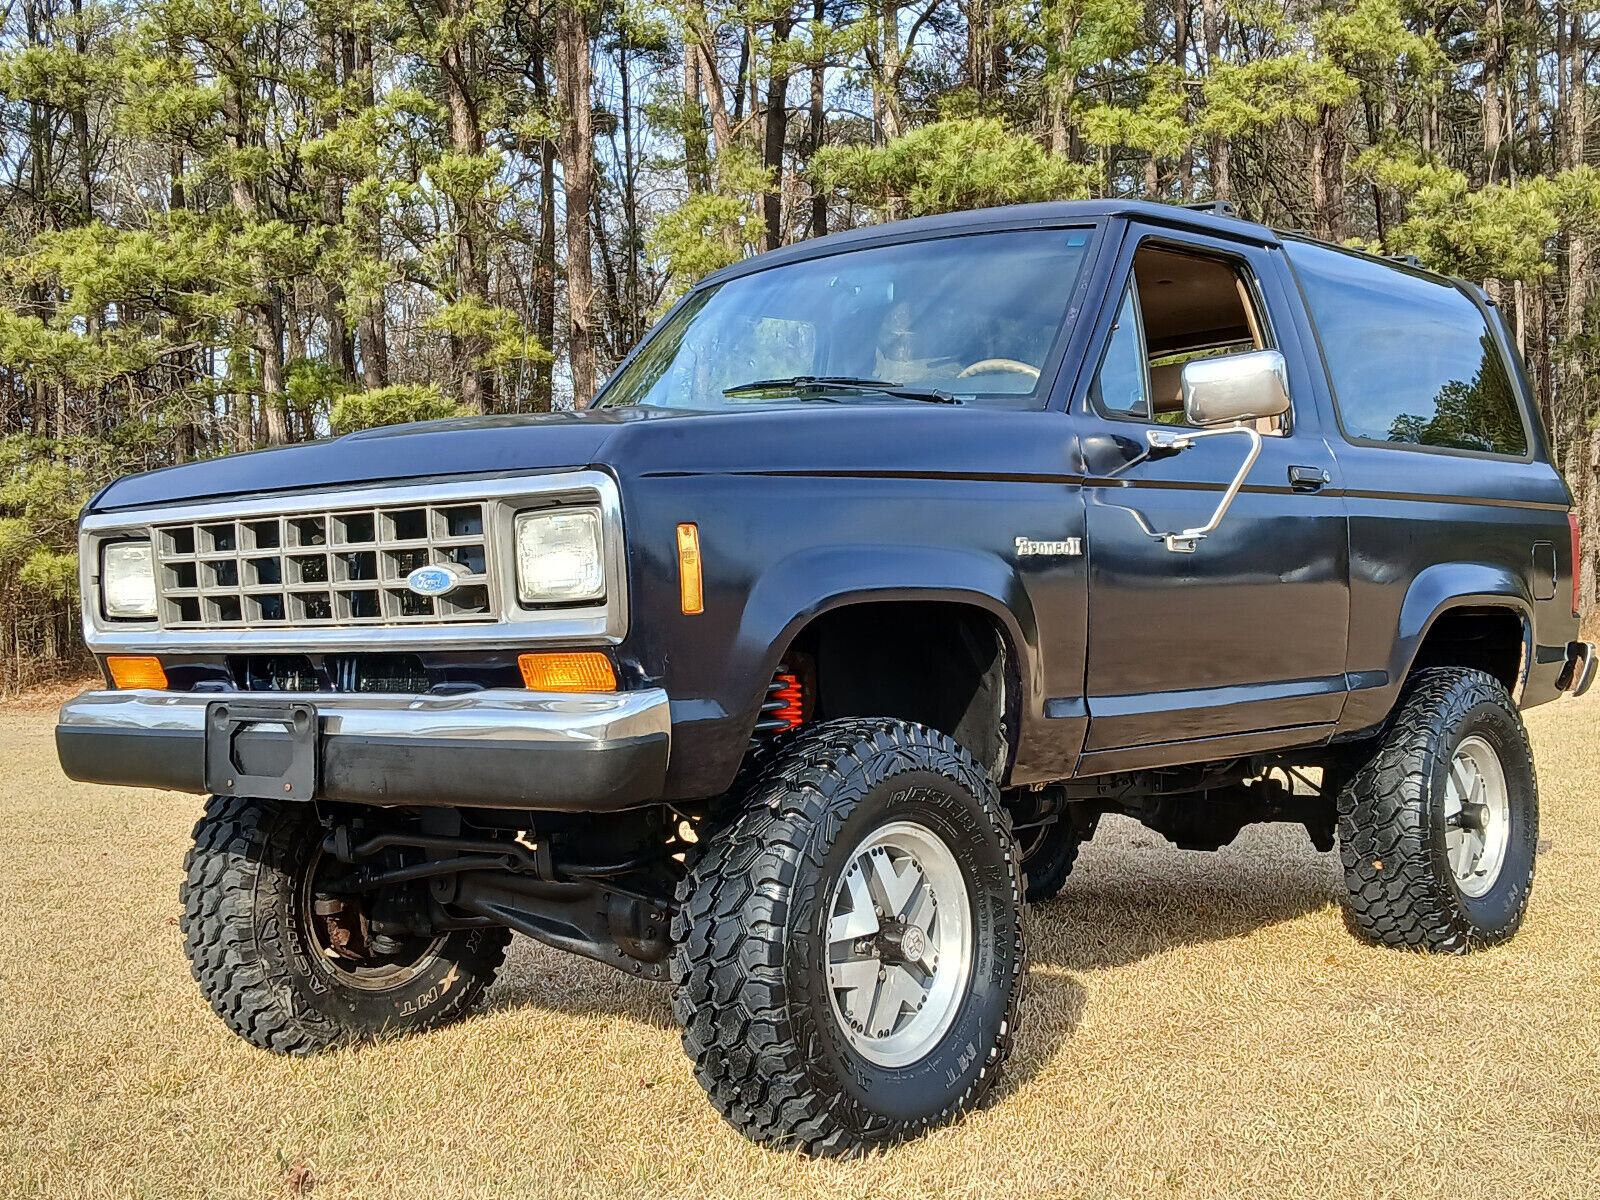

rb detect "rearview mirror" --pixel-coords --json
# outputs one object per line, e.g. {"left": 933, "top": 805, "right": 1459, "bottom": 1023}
{"left": 1181, "top": 349, "right": 1290, "bottom": 427}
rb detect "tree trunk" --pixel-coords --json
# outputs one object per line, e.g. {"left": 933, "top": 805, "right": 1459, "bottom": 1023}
{"left": 876, "top": 0, "right": 905, "bottom": 142}
{"left": 1482, "top": 0, "right": 1505, "bottom": 183}
{"left": 1174, "top": 3, "right": 1192, "bottom": 199}
{"left": 808, "top": 0, "right": 827, "bottom": 237}
{"left": 1048, "top": 10, "right": 1081, "bottom": 158}
{"left": 257, "top": 291, "right": 288, "bottom": 445}
{"left": 1310, "top": 106, "right": 1347, "bottom": 242}
{"left": 618, "top": 28, "right": 641, "bottom": 343}
{"left": 221, "top": 62, "right": 284, "bottom": 445}
{"left": 1522, "top": 0, "right": 1542, "bottom": 177}
{"left": 1559, "top": 12, "right": 1595, "bottom": 618}
{"left": 320, "top": 26, "right": 356, "bottom": 383}
{"left": 555, "top": 0, "right": 597, "bottom": 406}
{"left": 762, "top": 15, "right": 793, "bottom": 251}
{"left": 353, "top": 33, "right": 388, "bottom": 391}
{"left": 1201, "top": 0, "right": 1229, "bottom": 200}
{"left": 439, "top": 0, "right": 490, "bottom": 413}
{"left": 532, "top": 38, "right": 558, "bottom": 411}
{"left": 69, "top": 0, "right": 93, "bottom": 224}
{"left": 683, "top": 2, "right": 710, "bottom": 195}
{"left": 699, "top": 41, "right": 736, "bottom": 164}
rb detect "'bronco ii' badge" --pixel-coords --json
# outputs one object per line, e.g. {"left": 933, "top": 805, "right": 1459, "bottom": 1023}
{"left": 406, "top": 564, "right": 463, "bottom": 596}
{"left": 1014, "top": 536, "right": 1083, "bottom": 557}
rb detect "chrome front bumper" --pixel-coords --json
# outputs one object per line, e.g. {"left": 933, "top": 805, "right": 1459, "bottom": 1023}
{"left": 56, "top": 687, "right": 672, "bottom": 810}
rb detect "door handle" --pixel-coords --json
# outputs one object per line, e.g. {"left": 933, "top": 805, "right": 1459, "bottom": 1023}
{"left": 1288, "top": 465, "right": 1330, "bottom": 491}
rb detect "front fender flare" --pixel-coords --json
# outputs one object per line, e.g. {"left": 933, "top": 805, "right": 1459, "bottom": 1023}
{"left": 731, "top": 542, "right": 1040, "bottom": 725}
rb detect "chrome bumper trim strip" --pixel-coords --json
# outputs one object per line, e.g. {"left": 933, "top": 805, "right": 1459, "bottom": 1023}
{"left": 58, "top": 687, "right": 671, "bottom": 747}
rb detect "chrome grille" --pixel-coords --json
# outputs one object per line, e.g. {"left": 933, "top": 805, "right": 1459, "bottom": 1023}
{"left": 154, "top": 502, "right": 496, "bottom": 628}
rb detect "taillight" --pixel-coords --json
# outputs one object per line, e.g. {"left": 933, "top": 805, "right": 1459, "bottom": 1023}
{"left": 1569, "top": 512, "right": 1582, "bottom": 618}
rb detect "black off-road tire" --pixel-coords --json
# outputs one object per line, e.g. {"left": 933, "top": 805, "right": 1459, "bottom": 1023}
{"left": 671, "top": 718, "right": 1027, "bottom": 1156}
{"left": 1337, "top": 667, "right": 1538, "bottom": 952}
{"left": 179, "top": 796, "right": 510, "bottom": 1054}
{"left": 1019, "top": 818, "right": 1084, "bottom": 903}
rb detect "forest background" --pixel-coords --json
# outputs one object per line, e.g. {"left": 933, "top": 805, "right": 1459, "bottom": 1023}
{"left": 2, "top": 0, "right": 1597, "bottom": 686}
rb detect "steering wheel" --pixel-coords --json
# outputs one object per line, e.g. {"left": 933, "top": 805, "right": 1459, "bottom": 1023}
{"left": 956, "top": 358, "right": 1041, "bottom": 381}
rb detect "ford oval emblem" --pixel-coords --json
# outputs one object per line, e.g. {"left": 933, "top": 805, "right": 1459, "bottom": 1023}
{"left": 406, "top": 564, "right": 461, "bottom": 597}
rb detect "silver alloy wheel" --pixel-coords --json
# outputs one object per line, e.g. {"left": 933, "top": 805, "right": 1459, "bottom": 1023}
{"left": 1444, "top": 734, "right": 1512, "bottom": 898}
{"left": 825, "top": 820, "right": 974, "bottom": 1067}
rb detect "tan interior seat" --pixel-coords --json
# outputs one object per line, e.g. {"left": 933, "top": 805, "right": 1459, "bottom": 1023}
{"left": 1149, "top": 363, "right": 1184, "bottom": 414}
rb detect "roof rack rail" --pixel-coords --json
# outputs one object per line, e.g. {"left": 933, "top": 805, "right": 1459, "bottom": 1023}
{"left": 1181, "top": 200, "right": 1239, "bottom": 218}
{"left": 1386, "top": 253, "right": 1424, "bottom": 268}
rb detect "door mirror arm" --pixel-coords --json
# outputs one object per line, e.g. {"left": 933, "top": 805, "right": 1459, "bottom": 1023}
{"left": 1079, "top": 432, "right": 1184, "bottom": 477}
{"left": 1142, "top": 425, "right": 1263, "bottom": 553}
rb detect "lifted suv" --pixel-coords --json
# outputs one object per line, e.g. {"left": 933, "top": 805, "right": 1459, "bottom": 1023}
{"left": 59, "top": 200, "right": 1594, "bottom": 1155}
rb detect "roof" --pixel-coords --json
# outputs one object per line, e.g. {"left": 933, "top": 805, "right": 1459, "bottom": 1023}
{"left": 698, "top": 200, "right": 1282, "bottom": 286}
{"left": 696, "top": 199, "right": 1464, "bottom": 295}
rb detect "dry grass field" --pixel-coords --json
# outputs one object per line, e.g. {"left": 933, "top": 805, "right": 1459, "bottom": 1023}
{"left": 3, "top": 688, "right": 1598, "bottom": 1200}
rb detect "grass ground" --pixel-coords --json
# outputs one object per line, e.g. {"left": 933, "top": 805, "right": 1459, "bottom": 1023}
{"left": 2, "top": 690, "right": 1597, "bottom": 1200}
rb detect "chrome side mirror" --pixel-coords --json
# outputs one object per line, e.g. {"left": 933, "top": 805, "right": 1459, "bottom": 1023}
{"left": 1181, "top": 349, "right": 1290, "bottom": 427}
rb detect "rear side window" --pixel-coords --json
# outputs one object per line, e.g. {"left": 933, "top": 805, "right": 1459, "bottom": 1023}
{"left": 1286, "top": 241, "right": 1528, "bottom": 457}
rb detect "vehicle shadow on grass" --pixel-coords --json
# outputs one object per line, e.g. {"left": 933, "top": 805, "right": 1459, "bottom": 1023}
{"left": 997, "top": 814, "right": 1344, "bottom": 1091}
{"left": 476, "top": 817, "right": 1343, "bottom": 1066}
{"left": 1029, "top": 819, "right": 1343, "bottom": 970}
{"left": 483, "top": 942, "right": 680, "bottom": 1030}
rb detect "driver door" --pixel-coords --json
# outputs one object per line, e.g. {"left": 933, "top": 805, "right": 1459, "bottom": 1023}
{"left": 1076, "top": 229, "right": 1350, "bottom": 772}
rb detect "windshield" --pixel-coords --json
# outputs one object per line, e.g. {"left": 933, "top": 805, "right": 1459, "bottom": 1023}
{"left": 596, "top": 228, "right": 1096, "bottom": 410}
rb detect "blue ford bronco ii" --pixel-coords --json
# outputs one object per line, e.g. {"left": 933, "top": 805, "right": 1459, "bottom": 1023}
{"left": 59, "top": 200, "right": 1594, "bottom": 1154}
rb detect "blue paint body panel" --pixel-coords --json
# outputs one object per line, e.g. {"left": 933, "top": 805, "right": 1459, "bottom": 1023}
{"left": 80, "top": 200, "right": 1580, "bottom": 803}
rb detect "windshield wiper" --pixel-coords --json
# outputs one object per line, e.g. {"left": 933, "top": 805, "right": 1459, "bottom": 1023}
{"left": 723, "top": 375, "right": 894, "bottom": 394}
{"left": 722, "top": 375, "right": 962, "bottom": 405}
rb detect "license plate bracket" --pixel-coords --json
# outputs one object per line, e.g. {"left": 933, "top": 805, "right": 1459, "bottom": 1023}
{"left": 204, "top": 699, "right": 319, "bottom": 801}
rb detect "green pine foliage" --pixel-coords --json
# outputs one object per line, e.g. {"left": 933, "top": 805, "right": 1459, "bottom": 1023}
{"left": 813, "top": 118, "right": 1096, "bottom": 216}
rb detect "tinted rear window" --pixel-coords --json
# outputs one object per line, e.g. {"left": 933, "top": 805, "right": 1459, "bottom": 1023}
{"left": 1286, "top": 241, "right": 1528, "bottom": 457}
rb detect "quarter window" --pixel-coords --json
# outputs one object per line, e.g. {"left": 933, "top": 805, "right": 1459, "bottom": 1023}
{"left": 1089, "top": 285, "right": 1148, "bottom": 419}
{"left": 1286, "top": 241, "right": 1528, "bottom": 457}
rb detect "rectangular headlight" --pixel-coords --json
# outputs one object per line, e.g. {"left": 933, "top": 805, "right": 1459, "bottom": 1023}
{"left": 101, "top": 540, "right": 157, "bottom": 619}
{"left": 515, "top": 508, "right": 604, "bottom": 605}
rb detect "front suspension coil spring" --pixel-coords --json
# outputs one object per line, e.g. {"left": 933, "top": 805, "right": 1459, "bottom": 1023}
{"left": 750, "top": 663, "right": 805, "bottom": 747}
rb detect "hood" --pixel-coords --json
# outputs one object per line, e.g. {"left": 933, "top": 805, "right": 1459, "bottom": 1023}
{"left": 91, "top": 409, "right": 645, "bottom": 512}
{"left": 88, "top": 401, "right": 1060, "bottom": 513}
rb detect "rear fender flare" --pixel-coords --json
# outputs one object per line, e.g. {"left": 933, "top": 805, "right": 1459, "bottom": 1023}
{"left": 1390, "top": 562, "right": 1533, "bottom": 695}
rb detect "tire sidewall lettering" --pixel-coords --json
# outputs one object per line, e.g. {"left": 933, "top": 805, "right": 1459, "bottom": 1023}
{"left": 796, "top": 763, "right": 1021, "bottom": 1125}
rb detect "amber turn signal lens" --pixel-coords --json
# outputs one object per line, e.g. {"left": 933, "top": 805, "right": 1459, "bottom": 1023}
{"left": 676, "top": 523, "right": 704, "bottom": 615}
{"left": 517, "top": 652, "right": 617, "bottom": 693}
{"left": 106, "top": 656, "right": 167, "bottom": 690}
